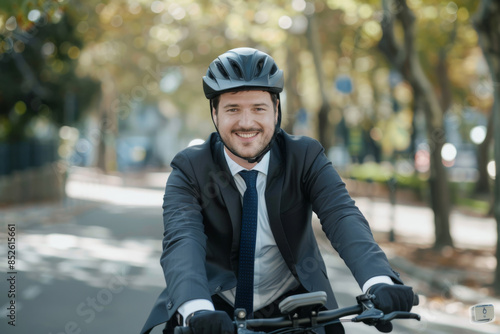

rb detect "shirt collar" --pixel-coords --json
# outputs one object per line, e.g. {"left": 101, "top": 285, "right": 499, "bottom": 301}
{"left": 223, "top": 148, "right": 270, "bottom": 177}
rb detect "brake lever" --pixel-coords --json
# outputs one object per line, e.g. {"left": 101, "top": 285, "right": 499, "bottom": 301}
{"left": 380, "top": 311, "right": 421, "bottom": 322}
{"left": 351, "top": 307, "right": 384, "bottom": 325}
{"left": 352, "top": 293, "right": 421, "bottom": 326}
{"left": 356, "top": 293, "right": 376, "bottom": 310}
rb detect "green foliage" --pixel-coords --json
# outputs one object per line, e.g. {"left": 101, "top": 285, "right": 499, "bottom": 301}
{"left": 348, "top": 162, "right": 393, "bottom": 182}
{"left": 0, "top": 0, "right": 99, "bottom": 142}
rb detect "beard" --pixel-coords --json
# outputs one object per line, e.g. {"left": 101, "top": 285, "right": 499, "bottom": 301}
{"left": 215, "top": 123, "right": 276, "bottom": 163}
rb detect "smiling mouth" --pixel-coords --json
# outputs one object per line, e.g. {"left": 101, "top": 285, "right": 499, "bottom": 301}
{"left": 236, "top": 132, "right": 259, "bottom": 139}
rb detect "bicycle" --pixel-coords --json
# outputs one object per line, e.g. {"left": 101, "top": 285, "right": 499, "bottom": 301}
{"left": 174, "top": 290, "right": 421, "bottom": 334}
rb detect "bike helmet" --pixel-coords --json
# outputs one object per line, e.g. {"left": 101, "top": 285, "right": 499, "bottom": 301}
{"left": 203, "top": 48, "right": 284, "bottom": 164}
{"left": 203, "top": 47, "right": 284, "bottom": 99}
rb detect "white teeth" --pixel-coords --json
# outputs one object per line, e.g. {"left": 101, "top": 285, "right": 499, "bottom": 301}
{"left": 238, "top": 133, "right": 257, "bottom": 138}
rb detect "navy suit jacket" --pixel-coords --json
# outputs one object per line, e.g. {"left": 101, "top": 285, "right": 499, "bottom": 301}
{"left": 140, "top": 131, "right": 401, "bottom": 333}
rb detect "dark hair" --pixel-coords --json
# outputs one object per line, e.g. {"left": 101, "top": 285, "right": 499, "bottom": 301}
{"left": 211, "top": 91, "right": 279, "bottom": 115}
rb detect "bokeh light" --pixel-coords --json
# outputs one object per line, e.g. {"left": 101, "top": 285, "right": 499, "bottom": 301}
{"left": 59, "top": 126, "right": 79, "bottom": 141}
{"left": 5, "top": 16, "right": 17, "bottom": 31}
{"left": 254, "top": 11, "right": 269, "bottom": 24}
{"left": 415, "top": 147, "right": 431, "bottom": 173}
{"left": 278, "top": 16, "right": 293, "bottom": 30}
{"left": 150, "top": 1, "right": 165, "bottom": 14}
{"left": 14, "top": 101, "right": 27, "bottom": 115}
{"left": 487, "top": 161, "right": 496, "bottom": 180}
{"left": 292, "top": 0, "right": 307, "bottom": 12}
{"left": 470, "top": 125, "right": 487, "bottom": 145}
{"left": 441, "top": 143, "right": 457, "bottom": 162}
{"left": 28, "top": 9, "right": 42, "bottom": 22}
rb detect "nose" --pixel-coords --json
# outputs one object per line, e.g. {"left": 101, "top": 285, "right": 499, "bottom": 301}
{"left": 238, "top": 110, "right": 254, "bottom": 128}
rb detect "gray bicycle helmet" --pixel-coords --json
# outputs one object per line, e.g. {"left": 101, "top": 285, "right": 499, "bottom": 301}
{"left": 203, "top": 48, "right": 284, "bottom": 164}
{"left": 203, "top": 47, "right": 284, "bottom": 99}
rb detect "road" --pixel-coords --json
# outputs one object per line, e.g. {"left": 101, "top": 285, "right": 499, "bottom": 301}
{"left": 0, "top": 203, "right": 166, "bottom": 334}
{"left": 0, "top": 175, "right": 499, "bottom": 334}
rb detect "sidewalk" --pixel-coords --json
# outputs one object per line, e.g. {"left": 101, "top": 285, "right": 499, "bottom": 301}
{"left": 355, "top": 196, "right": 496, "bottom": 250}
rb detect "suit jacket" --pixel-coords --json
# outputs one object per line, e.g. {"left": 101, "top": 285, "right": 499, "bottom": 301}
{"left": 140, "top": 131, "right": 401, "bottom": 334}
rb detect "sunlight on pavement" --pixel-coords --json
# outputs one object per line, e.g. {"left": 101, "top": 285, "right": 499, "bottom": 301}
{"left": 18, "top": 233, "right": 157, "bottom": 266}
{"left": 66, "top": 180, "right": 164, "bottom": 207}
{"left": 355, "top": 197, "right": 496, "bottom": 249}
{"left": 0, "top": 230, "right": 164, "bottom": 289}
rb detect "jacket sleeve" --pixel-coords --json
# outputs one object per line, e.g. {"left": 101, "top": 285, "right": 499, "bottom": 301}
{"left": 302, "top": 140, "right": 402, "bottom": 288}
{"left": 160, "top": 151, "right": 213, "bottom": 314}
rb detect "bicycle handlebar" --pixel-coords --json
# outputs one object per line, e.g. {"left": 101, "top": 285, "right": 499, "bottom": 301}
{"left": 174, "top": 293, "right": 420, "bottom": 334}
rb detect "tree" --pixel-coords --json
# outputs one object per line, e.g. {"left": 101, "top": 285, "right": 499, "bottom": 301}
{"left": 306, "top": 10, "right": 333, "bottom": 151}
{"left": 0, "top": 1, "right": 99, "bottom": 180}
{"left": 283, "top": 38, "right": 303, "bottom": 134}
{"left": 472, "top": 0, "right": 500, "bottom": 293}
{"left": 0, "top": 1, "right": 99, "bottom": 167}
{"left": 378, "top": 0, "right": 453, "bottom": 249}
{"left": 475, "top": 110, "right": 494, "bottom": 195}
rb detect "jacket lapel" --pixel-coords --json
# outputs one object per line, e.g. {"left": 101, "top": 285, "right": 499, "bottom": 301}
{"left": 211, "top": 137, "right": 242, "bottom": 269}
{"left": 265, "top": 142, "right": 296, "bottom": 272}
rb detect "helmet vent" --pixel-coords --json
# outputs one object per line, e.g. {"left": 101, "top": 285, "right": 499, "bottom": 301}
{"left": 216, "top": 62, "right": 229, "bottom": 79}
{"left": 256, "top": 59, "right": 264, "bottom": 76}
{"left": 229, "top": 59, "right": 243, "bottom": 79}
{"left": 270, "top": 64, "right": 278, "bottom": 75}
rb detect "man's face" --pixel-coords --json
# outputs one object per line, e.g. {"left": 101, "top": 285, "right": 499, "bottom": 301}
{"left": 213, "top": 90, "right": 278, "bottom": 166}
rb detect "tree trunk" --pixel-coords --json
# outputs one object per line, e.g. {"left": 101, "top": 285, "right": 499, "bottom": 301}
{"left": 436, "top": 49, "right": 453, "bottom": 113}
{"left": 473, "top": 0, "right": 500, "bottom": 294}
{"left": 494, "top": 93, "right": 500, "bottom": 294}
{"left": 283, "top": 39, "right": 303, "bottom": 134}
{"left": 379, "top": 0, "right": 453, "bottom": 249}
{"left": 95, "top": 71, "right": 117, "bottom": 173}
{"left": 306, "top": 12, "right": 332, "bottom": 151}
{"left": 475, "top": 110, "right": 494, "bottom": 195}
{"left": 436, "top": 19, "right": 457, "bottom": 113}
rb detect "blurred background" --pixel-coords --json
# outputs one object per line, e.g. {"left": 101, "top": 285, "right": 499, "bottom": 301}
{"left": 1, "top": 0, "right": 500, "bottom": 333}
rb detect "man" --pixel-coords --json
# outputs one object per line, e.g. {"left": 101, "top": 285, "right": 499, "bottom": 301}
{"left": 141, "top": 48, "right": 414, "bottom": 334}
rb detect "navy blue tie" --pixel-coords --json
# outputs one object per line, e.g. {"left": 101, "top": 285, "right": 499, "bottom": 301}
{"left": 234, "top": 170, "right": 259, "bottom": 317}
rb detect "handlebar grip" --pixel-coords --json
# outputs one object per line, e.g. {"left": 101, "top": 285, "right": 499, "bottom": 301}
{"left": 413, "top": 294, "right": 419, "bottom": 306}
{"left": 174, "top": 326, "right": 192, "bottom": 334}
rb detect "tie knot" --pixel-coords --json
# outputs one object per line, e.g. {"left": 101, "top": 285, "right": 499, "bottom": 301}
{"left": 239, "top": 170, "right": 258, "bottom": 188}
